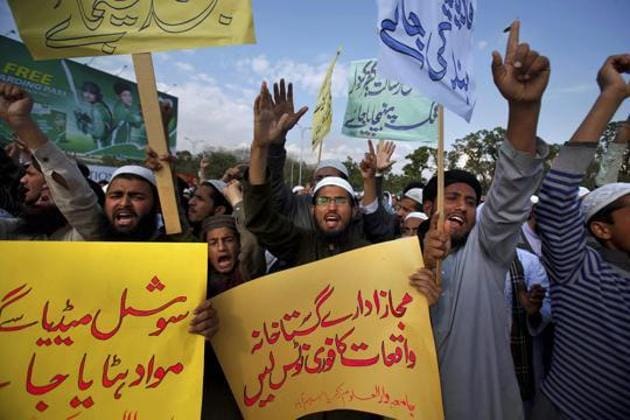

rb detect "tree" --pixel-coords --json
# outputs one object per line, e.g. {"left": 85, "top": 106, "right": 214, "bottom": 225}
{"left": 342, "top": 155, "right": 364, "bottom": 190}
{"left": 583, "top": 120, "right": 629, "bottom": 188}
{"left": 402, "top": 146, "right": 436, "bottom": 184}
{"left": 447, "top": 127, "right": 505, "bottom": 193}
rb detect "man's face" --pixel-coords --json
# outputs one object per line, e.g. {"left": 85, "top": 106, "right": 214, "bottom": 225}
{"left": 442, "top": 182, "right": 477, "bottom": 242}
{"left": 187, "top": 185, "right": 217, "bottom": 223}
{"left": 599, "top": 194, "right": 630, "bottom": 254}
{"left": 313, "top": 167, "right": 344, "bottom": 184}
{"left": 402, "top": 217, "right": 423, "bottom": 237}
{"left": 105, "top": 177, "right": 155, "bottom": 233}
{"left": 395, "top": 197, "right": 419, "bottom": 227}
{"left": 312, "top": 186, "right": 353, "bottom": 238}
{"left": 20, "top": 165, "right": 46, "bottom": 205}
{"left": 206, "top": 227, "right": 240, "bottom": 274}
{"left": 119, "top": 90, "right": 133, "bottom": 106}
{"left": 82, "top": 90, "right": 97, "bottom": 103}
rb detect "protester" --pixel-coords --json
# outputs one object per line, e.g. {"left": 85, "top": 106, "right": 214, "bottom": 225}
{"left": 0, "top": 82, "right": 103, "bottom": 240}
{"left": 402, "top": 211, "right": 427, "bottom": 237}
{"left": 410, "top": 21, "right": 550, "bottom": 419}
{"left": 187, "top": 179, "right": 232, "bottom": 236}
{"left": 531, "top": 53, "right": 630, "bottom": 420}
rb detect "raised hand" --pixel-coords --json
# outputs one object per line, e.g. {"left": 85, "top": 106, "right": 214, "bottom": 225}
{"left": 359, "top": 140, "right": 377, "bottom": 180}
{"left": 491, "top": 21, "right": 550, "bottom": 104}
{"left": 376, "top": 140, "right": 396, "bottom": 173}
{"left": 0, "top": 83, "right": 34, "bottom": 129}
{"left": 596, "top": 54, "right": 630, "bottom": 100}
{"left": 253, "top": 82, "right": 292, "bottom": 148}
{"left": 271, "top": 78, "right": 309, "bottom": 143}
{"left": 144, "top": 146, "right": 174, "bottom": 172}
{"left": 222, "top": 180, "right": 243, "bottom": 207}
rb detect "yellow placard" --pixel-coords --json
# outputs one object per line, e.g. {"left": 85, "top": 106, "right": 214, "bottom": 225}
{"left": 0, "top": 241, "right": 207, "bottom": 419}
{"left": 8, "top": 0, "right": 256, "bottom": 60}
{"left": 210, "top": 237, "right": 444, "bottom": 419}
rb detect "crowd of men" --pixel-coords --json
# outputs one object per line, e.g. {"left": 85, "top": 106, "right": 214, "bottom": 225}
{"left": 0, "top": 21, "right": 628, "bottom": 420}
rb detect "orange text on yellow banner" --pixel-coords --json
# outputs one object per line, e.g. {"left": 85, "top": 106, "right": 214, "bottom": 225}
{"left": 8, "top": 0, "right": 256, "bottom": 60}
{"left": 210, "top": 236, "right": 444, "bottom": 419}
{"left": 0, "top": 241, "right": 207, "bottom": 419}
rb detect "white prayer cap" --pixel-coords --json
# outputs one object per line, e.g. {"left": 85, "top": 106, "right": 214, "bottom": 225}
{"left": 404, "top": 188, "right": 423, "bottom": 204}
{"left": 312, "top": 176, "right": 355, "bottom": 197}
{"left": 578, "top": 186, "right": 591, "bottom": 199}
{"left": 405, "top": 211, "right": 428, "bottom": 221}
{"left": 202, "top": 179, "right": 227, "bottom": 195}
{"left": 315, "top": 159, "right": 349, "bottom": 179}
{"left": 292, "top": 185, "right": 305, "bottom": 194}
{"left": 110, "top": 165, "right": 156, "bottom": 187}
{"left": 582, "top": 183, "right": 630, "bottom": 222}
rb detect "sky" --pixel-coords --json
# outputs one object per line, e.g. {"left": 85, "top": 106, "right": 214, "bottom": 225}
{"left": 1, "top": 0, "right": 629, "bottom": 170}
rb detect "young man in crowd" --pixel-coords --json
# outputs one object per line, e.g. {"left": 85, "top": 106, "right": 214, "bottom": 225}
{"left": 531, "top": 53, "right": 629, "bottom": 419}
{"left": 187, "top": 179, "right": 232, "bottom": 237}
{"left": 409, "top": 22, "right": 550, "bottom": 419}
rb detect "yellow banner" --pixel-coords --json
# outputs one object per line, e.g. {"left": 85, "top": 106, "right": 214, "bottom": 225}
{"left": 311, "top": 48, "right": 341, "bottom": 150}
{"left": 8, "top": 0, "right": 256, "bottom": 60}
{"left": 211, "top": 237, "right": 444, "bottom": 419}
{"left": 0, "top": 241, "right": 207, "bottom": 419}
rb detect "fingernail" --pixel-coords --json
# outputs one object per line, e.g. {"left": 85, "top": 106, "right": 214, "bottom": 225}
{"left": 514, "top": 61, "right": 522, "bottom": 68}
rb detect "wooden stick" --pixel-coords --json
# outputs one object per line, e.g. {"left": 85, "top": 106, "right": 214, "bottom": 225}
{"left": 317, "top": 139, "right": 324, "bottom": 166}
{"left": 435, "top": 105, "right": 445, "bottom": 286}
{"left": 132, "top": 52, "right": 182, "bottom": 235}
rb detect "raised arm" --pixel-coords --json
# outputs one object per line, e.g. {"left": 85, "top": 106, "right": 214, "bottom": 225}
{"left": 246, "top": 82, "right": 305, "bottom": 262}
{"left": 477, "top": 21, "right": 549, "bottom": 265}
{"left": 535, "top": 54, "right": 629, "bottom": 284}
{"left": 0, "top": 83, "right": 102, "bottom": 240}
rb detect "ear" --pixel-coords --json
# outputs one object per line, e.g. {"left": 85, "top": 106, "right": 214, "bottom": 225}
{"left": 589, "top": 220, "right": 613, "bottom": 241}
{"left": 215, "top": 205, "right": 227, "bottom": 215}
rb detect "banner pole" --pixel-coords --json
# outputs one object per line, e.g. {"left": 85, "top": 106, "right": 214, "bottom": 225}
{"left": 132, "top": 52, "right": 182, "bottom": 235}
{"left": 435, "top": 105, "right": 445, "bottom": 286}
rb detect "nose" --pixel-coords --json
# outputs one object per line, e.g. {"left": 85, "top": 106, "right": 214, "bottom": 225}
{"left": 217, "top": 240, "right": 226, "bottom": 251}
{"left": 120, "top": 194, "right": 131, "bottom": 206}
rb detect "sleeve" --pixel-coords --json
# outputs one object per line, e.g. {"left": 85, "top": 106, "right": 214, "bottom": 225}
{"left": 362, "top": 201, "right": 396, "bottom": 242}
{"left": 32, "top": 141, "right": 104, "bottom": 240}
{"left": 534, "top": 143, "right": 597, "bottom": 285}
{"left": 267, "top": 143, "right": 299, "bottom": 216}
{"left": 243, "top": 177, "right": 303, "bottom": 264}
{"left": 477, "top": 138, "right": 548, "bottom": 267}
{"left": 595, "top": 142, "right": 627, "bottom": 186}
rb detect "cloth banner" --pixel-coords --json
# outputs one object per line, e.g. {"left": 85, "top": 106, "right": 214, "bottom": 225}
{"left": 342, "top": 58, "right": 438, "bottom": 143}
{"left": 0, "top": 241, "right": 207, "bottom": 419}
{"left": 210, "top": 237, "right": 444, "bottom": 419}
{"left": 311, "top": 49, "right": 341, "bottom": 151}
{"left": 377, "top": 0, "right": 476, "bottom": 121}
{"left": 8, "top": 0, "right": 256, "bottom": 60}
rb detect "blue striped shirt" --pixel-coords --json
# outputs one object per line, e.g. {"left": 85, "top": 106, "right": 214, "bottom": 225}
{"left": 535, "top": 145, "right": 630, "bottom": 420}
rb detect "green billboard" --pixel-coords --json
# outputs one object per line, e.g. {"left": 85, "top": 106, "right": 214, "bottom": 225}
{"left": 0, "top": 36, "right": 177, "bottom": 162}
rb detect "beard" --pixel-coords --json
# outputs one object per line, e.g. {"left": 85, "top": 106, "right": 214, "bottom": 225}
{"left": 103, "top": 210, "right": 159, "bottom": 241}
{"left": 450, "top": 231, "right": 470, "bottom": 249}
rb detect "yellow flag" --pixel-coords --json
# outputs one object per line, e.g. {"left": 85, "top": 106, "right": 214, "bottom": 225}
{"left": 8, "top": 0, "right": 256, "bottom": 60}
{"left": 0, "top": 241, "right": 207, "bottom": 419}
{"left": 210, "top": 237, "right": 444, "bottom": 419}
{"left": 311, "top": 48, "right": 341, "bottom": 151}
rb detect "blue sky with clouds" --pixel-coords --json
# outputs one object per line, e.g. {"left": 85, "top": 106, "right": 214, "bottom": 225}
{"left": 1, "top": 0, "right": 628, "bottom": 168}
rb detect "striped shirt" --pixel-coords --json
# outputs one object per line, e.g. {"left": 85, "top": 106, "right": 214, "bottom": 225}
{"left": 535, "top": 145, "right": 630, "bottom": 420}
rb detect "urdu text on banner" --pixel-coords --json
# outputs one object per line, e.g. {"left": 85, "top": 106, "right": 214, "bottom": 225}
{"left": 210, "top": 237, "right": 444, "bottom": 420}
{"left": 0, "top": 241, "right": 207, "bottom": 419}
{"left": 7, "top": 0, "right": 256, "bottom": 60}
{"left": 342, "top": 58, "right": 438, "bottom": 143}
{"left": 376, "top": 0, "right": 476, "bottom": 122}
